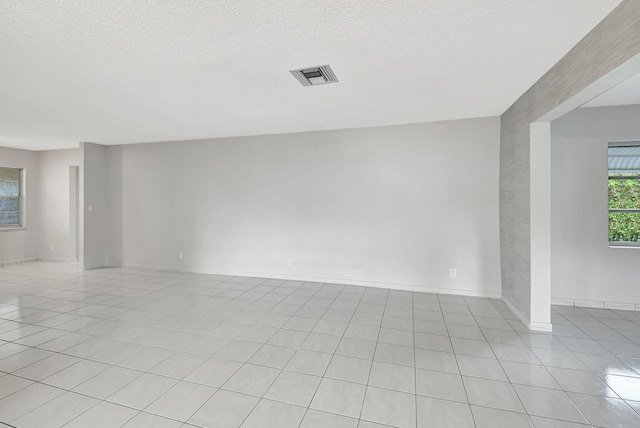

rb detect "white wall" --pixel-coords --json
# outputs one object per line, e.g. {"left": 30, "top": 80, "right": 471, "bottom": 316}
{"left": 38, "top": 149, "right": 80, "bottom": 261}
{"left": 0, "top": 147, "right": 39, "bottom": 264}
{"left": 115, "top": 117, "right": 502, "bottom": 296}
{"left": 551, "top": 105, "right": 640, "bottom": 307}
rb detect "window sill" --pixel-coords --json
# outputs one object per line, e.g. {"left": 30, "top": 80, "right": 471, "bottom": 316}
{"left": 609, "top": 242, "right": 640, "bottom": 249}
{"left": 0, "top": 227, "right": 27, "bottom": 232}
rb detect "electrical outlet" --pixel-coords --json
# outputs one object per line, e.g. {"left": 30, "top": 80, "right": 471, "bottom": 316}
{"left": 87, "top": 205, "right": 93, "bottom": 212}
{"left": 287, "top": 258, "right": 294, "bottom": 266}
{"left": 178, "top": 252, "right": 184, "bottom": 260}
{"left": 449, "top": 268, "right": 457, "bottom": 278}
{"left": 49, "top": 244, "right": 54, "bottom": 252}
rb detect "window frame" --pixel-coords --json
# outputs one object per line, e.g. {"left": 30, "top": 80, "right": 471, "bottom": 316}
{"left": 608, "top": 141, "right": 640, "bottom": 248}
{"left": 0, "top": 166, "right": 25, "bottom": 231}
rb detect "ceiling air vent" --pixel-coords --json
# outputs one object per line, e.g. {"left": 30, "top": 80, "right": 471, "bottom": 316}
{"left": 290, "top": 65, "right": 339, "bottom": 87}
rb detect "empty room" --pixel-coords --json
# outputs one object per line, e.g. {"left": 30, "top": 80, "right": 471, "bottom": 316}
{"left": 1, "top": 1, "right": 640, "bottom": 427}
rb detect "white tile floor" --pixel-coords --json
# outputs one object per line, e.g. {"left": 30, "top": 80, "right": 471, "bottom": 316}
{"left": 1, "top": 263, "right": 640, "bottom": 427}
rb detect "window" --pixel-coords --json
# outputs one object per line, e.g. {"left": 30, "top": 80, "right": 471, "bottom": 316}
{"left": 608, "top": 143, "right": 640, "bottom": 246}
{"left": 0, "top": 167, "right": 23, "bottom": 228}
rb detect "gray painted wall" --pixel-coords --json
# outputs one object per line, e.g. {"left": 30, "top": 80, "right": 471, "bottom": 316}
{"left": 551, "top": 105, "right": 640, "bottom": 306}
{"left": 38, "top": 149, "right": 81, "bottom": 261}
{"left": 0, "top": 147, "right": 82, "bottom": 264}
{"left": 0, "top": 146, "right": 39, "bottom": 264}
{"left": 81, "top": 142, "right": 121, "bottom": 269}
{"left": 500, "top": 0, "right": 640, "bottom": 324}
{"left": 112, "top": 118, "right": 502, "bottom": 296}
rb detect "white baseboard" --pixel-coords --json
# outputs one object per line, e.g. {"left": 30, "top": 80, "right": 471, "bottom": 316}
{"left": 0, "top": 257, "right": 38, "bottom": 267}
{"left": 552, "top": 297, "right": 639, "bottom": 312}
{"left": 1, "top": 257, "right": 77, "bottom": 267}
{"left": 38, "top": 257, "right": 78, "bottom": 263}
{"left": 551, "top": 298, "right": 575, "bottom": 307}
{"left": 502, "top": 296, "right": 553, "bottom": 332}
{"left": 120, "top": 263, "right": 502, "bottom": 299}
{"left": 529, "top": 321, "right": 553, "bottom": 332}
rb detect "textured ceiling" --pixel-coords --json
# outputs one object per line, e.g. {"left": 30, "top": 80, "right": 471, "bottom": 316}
{"left": 582, "top": 72, "right": 640, "bottom": 108}
{"left": 0, "top": 0, "right": 622, "bottom": 150}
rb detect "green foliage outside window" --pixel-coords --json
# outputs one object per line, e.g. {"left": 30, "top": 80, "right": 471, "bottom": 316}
{"left": 609, "top": 175, "right": 640, "bottom": 242}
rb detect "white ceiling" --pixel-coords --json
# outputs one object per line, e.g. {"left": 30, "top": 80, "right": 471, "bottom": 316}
{"left": 582, "top": 72, "right": 640, "bottom": 108}
{"left": 0, "top": 0, "right": 622, "bottom": 150}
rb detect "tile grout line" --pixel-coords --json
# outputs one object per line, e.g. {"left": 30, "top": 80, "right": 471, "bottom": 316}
{"left": 5, "top": 263, "right": 640, "bottom": 426}
{"left": 294, "top": 281, "right": 367, "bottom": 427}
{"left": 356, "top": 288, "right": 388, "bottom": 425}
